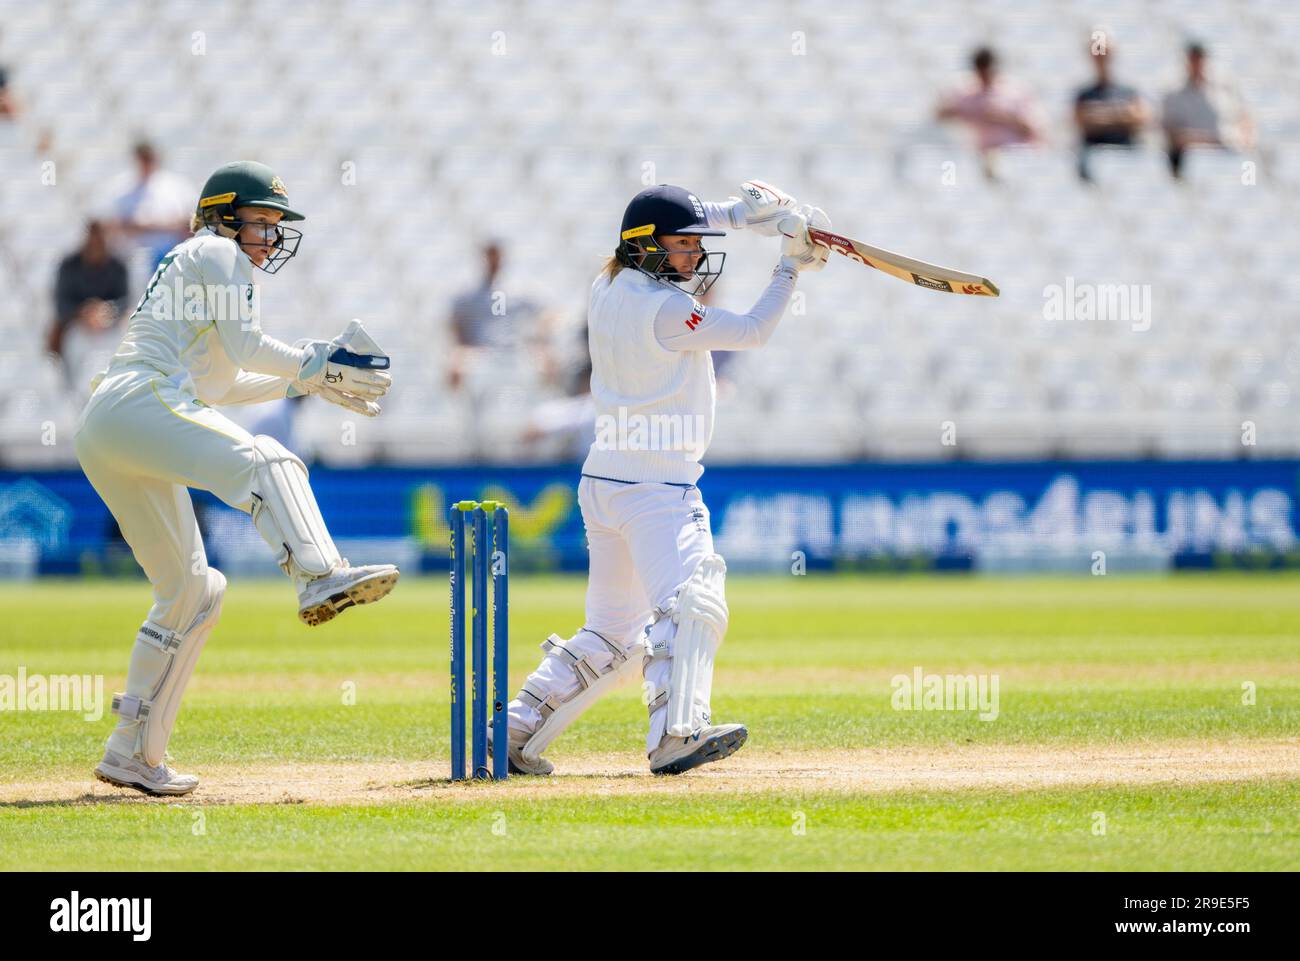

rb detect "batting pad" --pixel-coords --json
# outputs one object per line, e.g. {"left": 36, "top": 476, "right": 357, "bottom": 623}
{"left": 666, "top": 554, "right": 729, "bottom": 737}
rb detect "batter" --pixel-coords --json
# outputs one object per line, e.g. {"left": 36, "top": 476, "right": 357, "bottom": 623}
{"left": 498, "top": 181, "right": 829, "bottom": 775}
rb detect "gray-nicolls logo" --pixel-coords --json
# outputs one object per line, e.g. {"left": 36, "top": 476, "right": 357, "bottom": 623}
{"left": 49, "top": 891, "right": 151, "bottom": 941}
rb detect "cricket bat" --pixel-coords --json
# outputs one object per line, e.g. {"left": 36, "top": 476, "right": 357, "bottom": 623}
{"left": 807, "top": 226, "right": 1000, "bottom": 297}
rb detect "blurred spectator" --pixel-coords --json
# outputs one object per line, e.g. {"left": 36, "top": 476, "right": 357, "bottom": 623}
{"left": 451, "top": 242, "right": 514, "bottom": 348}
{"left": 107, "top": 140, "right": 195, "bottom": 274}
{"left": 1074, "top": 36, "right": 1149, "bottom": 180}
{"left": 0, "top": 64, "right": 19, "bottom": 121}
{"left": 49, "top": 220, "right": 128, "bottom": 371}
{"left": 230, "top": 393, "right": 306, "bottom": 452}
{"left": 448, "top": 241, "right": 539, "bottom": 388}
{"left": 521, "top": 353, "right": 594, "bottom": 460}
{"left": 936, "top": 47, "right": 1045, "bottom": 172}
{"left": 1161, "top": 42, "right": 1255, "bottom": 177}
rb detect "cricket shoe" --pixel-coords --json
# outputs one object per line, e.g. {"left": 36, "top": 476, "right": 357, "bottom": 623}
{"left": 495, "top": 727, "right": 554, "bottom": 776}
{"left": 298, "top": 561, "right": 400, "bottom": 626}
{"left": 649, "top": 723, "right": 748, "bottom": 776}
{"left": 94, "top": 749, "right": 199, "bottom": 797}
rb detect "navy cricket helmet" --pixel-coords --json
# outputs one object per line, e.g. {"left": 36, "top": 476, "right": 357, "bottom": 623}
{"left": 616, "top": 185, "right": 726, "bottom": 296}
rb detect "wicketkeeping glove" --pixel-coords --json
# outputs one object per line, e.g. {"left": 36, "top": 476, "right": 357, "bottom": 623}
{"left": 291, "top": 320, "right": 391, "bottom": 416}
{"left": 295, "top": 320, "right": 391, "bottom": 400}
{"left": 313, "top": 383, "right": 383, "bottom": 417}
{"left": 286, "top": 377, "right": 384, "bottom": 416}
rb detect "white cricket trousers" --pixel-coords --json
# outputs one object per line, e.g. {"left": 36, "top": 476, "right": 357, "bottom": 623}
{"left": 73, "top": 367, "right": 263, "bottom": 634}
{"left": 509, "top": 475, "right": 717, "bottom": 754}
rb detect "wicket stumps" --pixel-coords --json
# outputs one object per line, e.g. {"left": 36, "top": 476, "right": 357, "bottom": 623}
{"left": 449, "top": 500, "right": 509, "bottom": 781}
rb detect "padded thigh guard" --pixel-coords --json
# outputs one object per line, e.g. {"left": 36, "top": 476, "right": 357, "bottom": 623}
{"left": 519, "top": 629, "right": 647, "bottom": 765}
{"left": 112, "top": 569, "right": 226, "bottom": 767}
{"left": 663, "top": 554, "right": 729, "bottom": 737}
{"left": 249, "top": 434, "right": 341, "bottom": 579}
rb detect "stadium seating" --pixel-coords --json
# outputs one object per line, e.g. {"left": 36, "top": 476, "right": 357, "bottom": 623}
{"left": 0, "top": 0, "right": 1296, "bottom": 466}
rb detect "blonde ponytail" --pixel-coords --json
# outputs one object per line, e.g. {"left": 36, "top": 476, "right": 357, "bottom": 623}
{"left": 600, "top": 252, "right": 624, "bottom": 281}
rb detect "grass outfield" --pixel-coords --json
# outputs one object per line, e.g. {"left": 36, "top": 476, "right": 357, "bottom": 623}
{"left": 1, "top": 574, "right": 1297, "bottom": 870}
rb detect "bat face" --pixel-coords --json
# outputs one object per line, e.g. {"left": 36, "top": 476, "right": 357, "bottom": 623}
{"left": 807, "top": 226, "right": 1000, "bottom": 297}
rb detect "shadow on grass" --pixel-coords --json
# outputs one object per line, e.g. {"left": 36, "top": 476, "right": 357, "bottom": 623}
{"left": 0, "top": 792, "right": 182, "bottom": 808}
{"left": 397, "top": 771, "right": 653, "bottom": 791}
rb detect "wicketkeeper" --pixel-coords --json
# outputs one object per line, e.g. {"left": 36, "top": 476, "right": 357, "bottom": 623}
{"left": 74, "top": 161, "right": 398, "bottom": 796}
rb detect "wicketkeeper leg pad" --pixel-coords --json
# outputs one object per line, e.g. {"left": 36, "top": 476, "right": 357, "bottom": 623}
{"left": 249, "top": 434, "right": 342, "bottom": 584}
{"left": 111, "top": 568, "right": 225, "bottom": 767}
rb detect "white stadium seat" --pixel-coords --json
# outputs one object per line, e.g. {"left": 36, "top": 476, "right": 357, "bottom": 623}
{"left": 0, "top": 0, "right": 1296, "bottom": 466}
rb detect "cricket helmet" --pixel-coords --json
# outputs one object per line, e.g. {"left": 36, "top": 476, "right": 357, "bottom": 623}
{"left": 195, "top": 161, "right": 303, "bottom": 273}
{"left": 616, "top": 185, "right": 726, "bottom": 296}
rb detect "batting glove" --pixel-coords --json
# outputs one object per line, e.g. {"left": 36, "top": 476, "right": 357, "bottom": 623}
{"left": 732, "top": 180, "right": 799, "bottom": 237}
{"left": 778, "top": 211, "right": 831, "bottom": 273}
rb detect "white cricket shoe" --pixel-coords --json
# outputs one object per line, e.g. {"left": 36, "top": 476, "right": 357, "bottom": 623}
{"left": 94, "top": 749, "right": 199, "bottom": 797}
{"left": 649, "top": 723, "right": 748, "bottom": 776}
{"left": 495, "top": 727, "right": 554, "bottom": 776}
{"left": 298, "top": 561, "right": 400, "bottom": 626}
